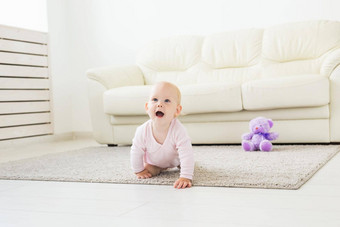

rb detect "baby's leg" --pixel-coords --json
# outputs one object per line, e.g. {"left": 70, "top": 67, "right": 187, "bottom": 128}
{"left": 144, "top": 163, "right": 164, "bottom": 176}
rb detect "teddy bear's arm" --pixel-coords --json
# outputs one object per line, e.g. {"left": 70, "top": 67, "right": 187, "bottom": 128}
{"left": 266, "top": 132, "right": 279, "bottom": 141}
{"left": 242, "top": 132, "right": 254, "bottom": 140}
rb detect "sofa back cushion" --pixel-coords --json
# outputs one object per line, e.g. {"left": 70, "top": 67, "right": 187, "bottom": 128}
{"left": 137, "top": 20, "right": 340, "bottom": 85}
{"left": 137, "top": 36, "right": 203, "bottom": 85}
{"left": 262, "top": 20, "right": 340, "bottom": 78}
{"left": 137, "top": 29, "right": 263, "bottom": 85}
{"left": 137, "top": 36, "right": 203, "bottom": 72}
{"left": 202, "top": 29, "right": 262, "bottom": 68}
{"left": 198, "top": 29, "right": 263, "bottom": 84}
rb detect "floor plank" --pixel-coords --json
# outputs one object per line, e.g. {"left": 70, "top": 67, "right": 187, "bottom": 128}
{"left": 0, "top": 138, "right": 339, "bottom": 227}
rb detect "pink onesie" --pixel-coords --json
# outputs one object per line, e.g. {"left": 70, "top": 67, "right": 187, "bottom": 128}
{"left": 130, "top": 118, "right": 194, "bottom": 180}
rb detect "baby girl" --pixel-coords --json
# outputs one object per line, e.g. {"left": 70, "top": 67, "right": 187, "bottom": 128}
{"left": 130, "top": 81, "right": 194, "bottom": 189}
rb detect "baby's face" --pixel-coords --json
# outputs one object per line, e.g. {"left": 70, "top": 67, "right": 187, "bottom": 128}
{"left": 145, "top": 83, "right": 182, "bottom": 125}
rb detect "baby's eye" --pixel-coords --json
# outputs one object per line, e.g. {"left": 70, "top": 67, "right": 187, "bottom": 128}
{"left": 152, "top": 98, "right": 158, "bottom": 102}
{"left": 164, "top": 99, "right": 171, "bottom": 103}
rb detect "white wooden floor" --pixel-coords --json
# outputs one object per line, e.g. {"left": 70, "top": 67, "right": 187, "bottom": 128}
{"left": 0, "top": 137, "right": 340, "bottom": 227}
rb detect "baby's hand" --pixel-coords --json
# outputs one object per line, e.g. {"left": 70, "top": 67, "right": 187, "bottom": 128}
{"left": 174, "top": 177, "right": 192, "bottom": 189}
{"left": 135, "top": 169, "right": 152, "bottom": 179}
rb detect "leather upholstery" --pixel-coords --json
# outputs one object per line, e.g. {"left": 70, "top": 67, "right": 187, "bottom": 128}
{"left": 87, "top": 20, "right": 340, "bottom": 144}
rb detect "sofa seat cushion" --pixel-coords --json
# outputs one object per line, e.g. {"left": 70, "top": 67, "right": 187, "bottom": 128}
{"left": 242, "top": 74, "right": 329, "bottom": 110}
{"left": 180, "top": 83, "right": 242, "bottom": 115}
{"left": 103, "top": 85, "right": 151, "bottom": 115}
{"left": 103, "top": 83, "right": 242, "bottom": 115}
{"left": 110, "top": 105, "right": 329, "bottom": 125}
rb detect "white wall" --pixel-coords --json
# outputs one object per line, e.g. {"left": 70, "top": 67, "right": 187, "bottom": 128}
{"left": 0, "top": 0, "right": 48, "bottom": 32}
{"left": 47, "top": 0, "right": 340, "bottom": 134}
{"left": 46, "top": 1, "right": 73, "bottom": 134}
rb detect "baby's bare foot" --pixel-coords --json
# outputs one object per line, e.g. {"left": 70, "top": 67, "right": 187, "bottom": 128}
{"left": 135, "top": 169, "right": 152, "bottom": 179}
{"left": 145, "top": 164, "right": 163, "bottom": 176}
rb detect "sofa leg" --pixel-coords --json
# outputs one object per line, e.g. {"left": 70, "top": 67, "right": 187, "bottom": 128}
{"left": 107, "top": 144, "right": 117, "bottom": 147}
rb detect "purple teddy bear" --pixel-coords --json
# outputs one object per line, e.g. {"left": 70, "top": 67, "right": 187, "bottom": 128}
{"left": 242, "top": 117, "right": 279, "bottom": 152}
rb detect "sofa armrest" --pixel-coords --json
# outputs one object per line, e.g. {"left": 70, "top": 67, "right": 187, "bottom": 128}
{"left": 330, "top": 64, "right": 340, "bottom": 142}
{"left": 86, "top": 65, "right": 144, "bottom": 144}
{"left": 320, "top": 48, "right": 340, "bottom": 77}
{"left": 86, "top": 65, "right": 144, "bottom": 89}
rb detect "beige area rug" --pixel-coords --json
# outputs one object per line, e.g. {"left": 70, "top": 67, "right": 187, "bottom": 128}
{"left": 0, "top": 145, "right": 339, "bottom": 189}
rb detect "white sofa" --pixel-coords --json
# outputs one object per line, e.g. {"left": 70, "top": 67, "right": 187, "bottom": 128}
{"left": 87, "top": 20, "right": 340, "bottom": 145}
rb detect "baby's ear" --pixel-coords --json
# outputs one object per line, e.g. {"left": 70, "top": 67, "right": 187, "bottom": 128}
{"left": 268, "top": 119, "right": 274, "bottom": 128}
{"left": 145, "top": 102, "right": 149, "bottom": 112}
{"left": 175, "top": 104, "right": 182, "bottom": 117}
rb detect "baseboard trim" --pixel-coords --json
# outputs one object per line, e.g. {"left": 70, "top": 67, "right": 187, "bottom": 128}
{"left": 0, "top": 132, "right": 94, "bottom": 148}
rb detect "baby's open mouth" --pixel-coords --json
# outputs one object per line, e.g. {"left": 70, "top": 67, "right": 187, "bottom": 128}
{"left": 156, "top": 111, "right": 164, "bottom": 118}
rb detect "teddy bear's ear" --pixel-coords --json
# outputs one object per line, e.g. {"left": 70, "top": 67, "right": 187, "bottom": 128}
{"left": 268, "top": 119, "right": 274, "bottom": 128}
